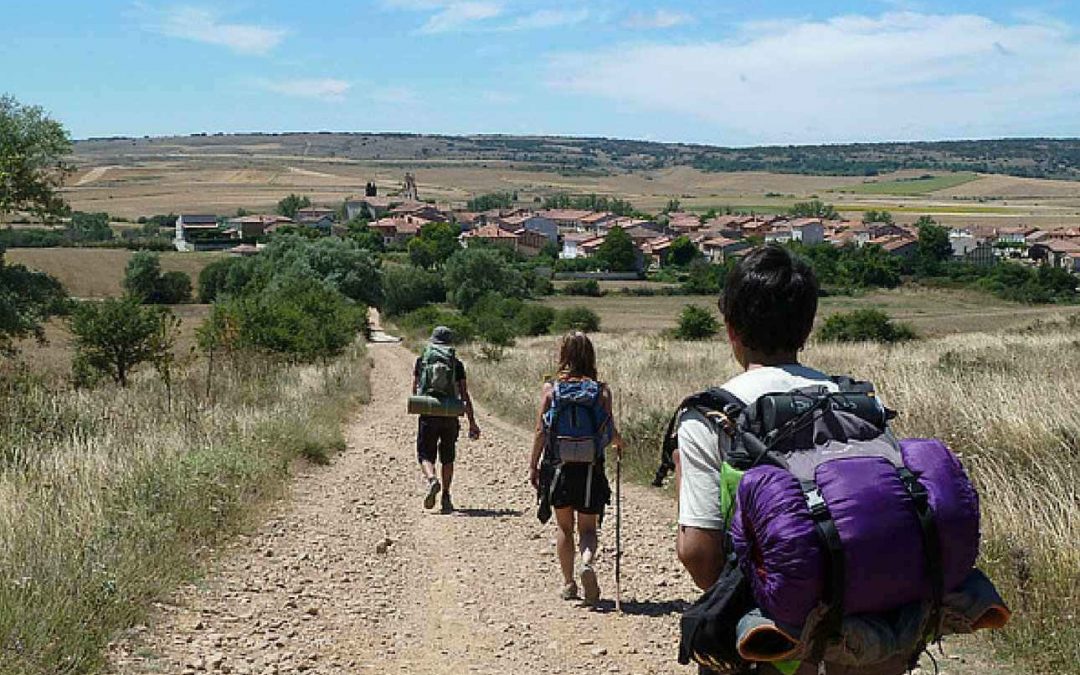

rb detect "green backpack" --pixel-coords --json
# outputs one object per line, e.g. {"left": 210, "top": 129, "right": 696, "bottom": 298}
{"left": 418, "top": 344, "right": 459, "bottom": 400}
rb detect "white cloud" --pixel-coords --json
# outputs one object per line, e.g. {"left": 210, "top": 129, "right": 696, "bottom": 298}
{"left": 503, "top": 8, "right": 590, "bottom": 31}
{"left": 261, "top": 78, "right": 351, "bottom": 101}
{"left": 622, "top": 9, "right": 691, "bottom": 30}
{"left": 550, "top": 12, "right": 1080, "bottom": 143}
{"left": 415, "top": 2, "right": 504, "bottom": 34}
{"left": 148, "top": 5, "right": 286, "bottom": 55}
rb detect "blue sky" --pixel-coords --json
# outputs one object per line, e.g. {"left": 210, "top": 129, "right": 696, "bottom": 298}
{"left": 2, "top": 1, "right": 1078, "bottom": 145}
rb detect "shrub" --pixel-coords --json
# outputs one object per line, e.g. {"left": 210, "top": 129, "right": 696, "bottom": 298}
{"left": 382, "top": 265, "right": 445, "bottom": 316}
{"left": 206, "top": 275, "right": 367, "bottom": 361}
{"left": 444, "top": 247, "right": 527, "bottom": 311}
{"left": 673, "top": 304, "right": 720, "bottom": 341}
{"left": 553, "top": 306, "right": 601, "bottom": 333}
{"left": 395, "top": 306, "right": 476, "bottom": 344}
{"left": 158, "top": 271, "right": 192, "bottom": 304}
{"left": 817, "top": 309, "right": 917, "bottom": 343}
{"left": 562, "top": 279, "right": 602, "bottom": 297}
{"left": 69, "top": 296, "right": 176, "bottom": 387}
{"left": 198, "top": 257, "right": 241, "bottom": 303}
{"left": 517, "top": 303, "right": 556, "bottom": 336}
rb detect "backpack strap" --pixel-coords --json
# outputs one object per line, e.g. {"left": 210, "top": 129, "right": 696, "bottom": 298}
{"left": 800, "top": 479, "right": 846, "bottom": 667}
{"left": 654, "top": 388, "right": 746, "bottom": 487}
{"left": 898, "top": 467, "right": 946, "bottom": 651}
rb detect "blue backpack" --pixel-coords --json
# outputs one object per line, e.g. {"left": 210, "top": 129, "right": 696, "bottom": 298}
{"left": 543, "top": 379, "right": 613, "bottom": 465}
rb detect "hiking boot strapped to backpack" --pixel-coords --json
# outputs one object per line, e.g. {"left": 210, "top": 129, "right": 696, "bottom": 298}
{"left": 661, "top": 376, "right": 1011, "bottom": 673}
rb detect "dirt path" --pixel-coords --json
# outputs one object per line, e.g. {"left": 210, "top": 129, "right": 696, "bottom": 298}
{"left": 107, "top": 340, "right": 1006, "bottom": 675}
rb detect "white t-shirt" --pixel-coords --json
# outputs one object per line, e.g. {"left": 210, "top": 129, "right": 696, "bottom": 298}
{"left": 677, "top": 365, "right": 837, "bottom": 530}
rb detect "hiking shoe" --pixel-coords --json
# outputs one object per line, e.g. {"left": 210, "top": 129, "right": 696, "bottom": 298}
{"left": 580, "top": 564, "right": 600, "bottom": 605}
{"left": 560, "top": 581, "right": 579, "bottom": 601}
{"left": 423, "top": 479, "right": 441, "bottom": 509}
{"left": 440, "top": 493, "right": 454, "bottom": 514}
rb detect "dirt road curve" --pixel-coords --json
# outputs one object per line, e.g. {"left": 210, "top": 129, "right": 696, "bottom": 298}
{"left": 107, "top": 341, "right": 1004, "bottom": 675}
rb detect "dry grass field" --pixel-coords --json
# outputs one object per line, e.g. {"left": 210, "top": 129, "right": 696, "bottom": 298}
{"left": 543, "top": 288, "right": 1080, "bottom": 336}
{"left": 4, "top": 249, "right": 224, "bottom": 298}
{"left": 57, "top": 136, "right": 1080, "bottom": 228}
{"left": 463, "top": 321, "right": 1080, "bottom": 673}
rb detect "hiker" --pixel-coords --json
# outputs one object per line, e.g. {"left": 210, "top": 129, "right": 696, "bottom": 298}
{"left": 413, "top": 326, "right": 481, "bottom": 513}
{"left": 667, "top": 245, "right": 1008, "bottom": 674}
{"left": 529, "top": 331, "right": 623, "bottom": 605}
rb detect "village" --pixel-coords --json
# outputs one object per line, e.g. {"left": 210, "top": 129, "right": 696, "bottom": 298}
{"left": 172, "top": 173, "right": 1080, "bottom": 276}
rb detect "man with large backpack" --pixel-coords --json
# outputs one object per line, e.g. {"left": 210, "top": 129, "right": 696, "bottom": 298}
{"left": 413, "top": 326, "right": 481, "bottom": 513}
{"left": 665, "top": 246, "right": 1008, "bottom": 674}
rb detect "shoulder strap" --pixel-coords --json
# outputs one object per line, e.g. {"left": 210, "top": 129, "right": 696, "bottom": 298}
{"left": 653, "top": 388, "right": 745, "bottom": 487}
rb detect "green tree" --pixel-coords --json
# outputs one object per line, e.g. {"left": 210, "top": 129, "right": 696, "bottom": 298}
{"left": 69, "top": 296, "right": 174, "bottom": 386}
{"left": 276, "top": 193, "right": 312, "bottom": 219}
{"left": 0, "top": 95, "right": 73, "bottom": 219}
{"left": 408, "top": 222, "right": 460, "bottom": 269}
{"left": 444, "top": 247, "right": 527, "bottom": 311}
{"left": 789, "top": 200, "right": 838, "bottom": 219}
{"left": 466, "top": 192, "right": 515, "bottom": 211}
{"left": 668, "top": 236, "right": 700, "bottom": 267}
{"left": 198, "top": 257, "right": 241, "bottom": 303}
{"left": 674, "top": 304, "right": 720, "bottom": 340}
{"left": 123, "top": 251, "right": 163, "bottom": 300}
{"left": 259, "top": 235, "right": 383, "bottom": 308}
{"left": 382, "top": 265, "right": 445, "bottom": 316}
{"left": 915, "top": 217, "right": 953, "bottom": 276}
{"left": 67, "top": 211, "right": 113, "bottom": 241}
{"left": 347, "top": 219, "right": 384, "bottom": 252}
{"left": 862, "top": 210, "right": 894, "bottom": 225}
{"left": 595, "top": 226, "right": 638, "bottom": 272}
{"left": 0, "top": 245, "right": 68, "bottom": 354}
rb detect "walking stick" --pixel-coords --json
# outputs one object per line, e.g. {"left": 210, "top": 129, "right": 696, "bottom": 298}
{"left": 615, "top": 453, "right": 622, "bottom": 613}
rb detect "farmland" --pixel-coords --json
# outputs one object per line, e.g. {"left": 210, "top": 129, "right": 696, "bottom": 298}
{"left": 55, "top": 134, "right": 1080, "bottom": 230}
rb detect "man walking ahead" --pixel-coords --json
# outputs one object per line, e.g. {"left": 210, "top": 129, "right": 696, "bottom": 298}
{"left": 413, "top": 326, "right": 481, "bottom": 513}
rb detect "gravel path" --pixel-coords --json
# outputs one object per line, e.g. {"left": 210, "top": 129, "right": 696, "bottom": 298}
{"left": 107, "top": 340, "right": 1007, "bottom": 675}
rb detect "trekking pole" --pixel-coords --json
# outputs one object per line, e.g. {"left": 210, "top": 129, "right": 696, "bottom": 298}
{"left": 615, "top": 452, "right": 622, "bottom": 613}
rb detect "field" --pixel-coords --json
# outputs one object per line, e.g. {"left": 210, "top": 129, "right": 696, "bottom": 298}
{"left": 833, "top": 172, "right": 981, "bottom": 196}
{"left": 4, "top": 249, "right": 224, "bottom": 298}
{"left": 463, "top": 319, "right": 1080, "bottom": 673}
{"left": 542, "top": 287, "right": 1080, "bottom": 336}
{"left": 53, "top": 135, "right": 1080, "bottom": 230}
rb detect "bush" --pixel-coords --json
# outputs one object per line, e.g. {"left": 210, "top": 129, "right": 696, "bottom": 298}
{"left": 817, "top": 309, "right": 917, "bottom": 343}
{"left": 553, "top": 306, "right": 601, "bottom": 333}
{"left": 158, "top": 271, "right": 192, "bottom": 304}
{"left": 517, "top": 303, "right": 556, "bottom": 336}
{"left": 395, "top": 306, "right": 476, "bottom": 344}
{"left": 444, "top": 247, "right": 527, "bottom": 311}
{"left": 206, "top": 275, "right": 367, "bottom": 361}
{"left": 69, "top": 296, "right": 176, "bottom": 387}
{"left": 562, "top": 279, "right": 602, "bottom": 297}
{"left": 673, "top": 304, "right": 720, "bottom": 340}
{"left": 198, "top": 257, "right": 242, "bottom": 303}
{"left": 382, "top": 265, "right": 445, "bottom": 316}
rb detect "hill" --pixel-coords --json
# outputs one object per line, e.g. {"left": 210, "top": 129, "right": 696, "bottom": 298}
{"left": 74, "top": 133, "right": 1080, "bottom": 180}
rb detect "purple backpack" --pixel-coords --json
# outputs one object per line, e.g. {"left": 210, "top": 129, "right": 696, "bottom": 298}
{"left": 670, "top": 377, "right": 982, "bottom": 666}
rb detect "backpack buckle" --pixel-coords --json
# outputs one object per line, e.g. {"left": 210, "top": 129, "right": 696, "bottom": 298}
{"left": 804, "top": 488, "right": 829, "bottom": 519}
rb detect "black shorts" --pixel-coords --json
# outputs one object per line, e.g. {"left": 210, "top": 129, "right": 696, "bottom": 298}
{"left": 417, "top": 416, "right": 459, "bottom": 465}
{"left": 543, "top": 460, "right": 610, "bottom": 515}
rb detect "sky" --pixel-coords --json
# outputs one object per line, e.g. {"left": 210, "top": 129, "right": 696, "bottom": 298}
{"left": 2, "top": 1, "right": 1079, "bottom": 146}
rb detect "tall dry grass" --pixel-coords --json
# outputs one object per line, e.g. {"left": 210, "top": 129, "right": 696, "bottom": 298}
{"left": 0, "top": 344, "right": 370, "bottom": 674}
{"left": 464, "top": 322, "right": 1079, "bottom": 673}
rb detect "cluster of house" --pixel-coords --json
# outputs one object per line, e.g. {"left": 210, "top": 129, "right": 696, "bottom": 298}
{"left": 172, "top": 189, "right": 1080, "bottom": 274}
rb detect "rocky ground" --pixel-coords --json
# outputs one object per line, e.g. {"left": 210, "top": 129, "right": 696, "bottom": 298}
{"left": 107, "top": 339, "right": 1007, "bottom": 675}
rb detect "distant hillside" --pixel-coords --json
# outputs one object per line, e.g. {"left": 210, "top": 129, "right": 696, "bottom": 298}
{"left": 74, "top": 133, "right": 1080, "bottom": 181}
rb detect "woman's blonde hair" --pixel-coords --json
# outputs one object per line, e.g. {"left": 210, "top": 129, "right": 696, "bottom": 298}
{"left": 556, "top": 331, "right": 597, "bottom": 381}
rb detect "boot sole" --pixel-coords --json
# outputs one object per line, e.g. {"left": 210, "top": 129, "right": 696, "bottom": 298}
{"left": 580, "top": 566, "right": 600, "bottom": 605}
{"left": 424, "top": 481, "right": 441, "bottom": 509}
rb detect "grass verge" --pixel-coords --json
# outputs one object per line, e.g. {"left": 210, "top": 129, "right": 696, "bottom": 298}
{"left": 0, "top": 343, "right": 370, "bottom": 674}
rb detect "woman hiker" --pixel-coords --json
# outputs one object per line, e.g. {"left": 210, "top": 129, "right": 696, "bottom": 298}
{"left": 529, "top": 331, "right": 623, "bottom": 605}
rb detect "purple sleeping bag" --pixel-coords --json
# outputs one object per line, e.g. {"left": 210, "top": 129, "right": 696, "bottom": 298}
{"left": 730, "top": 438, "right": 980, "bottom": 628}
